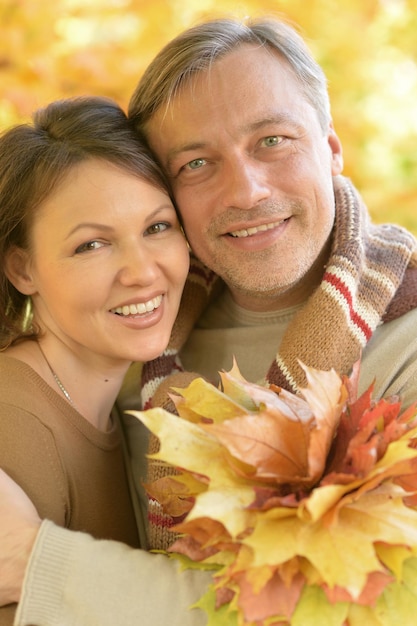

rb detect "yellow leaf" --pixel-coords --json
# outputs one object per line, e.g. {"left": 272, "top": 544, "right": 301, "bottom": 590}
{"left": 374, "top": 557, "right": 417, "bottom": 624}
{"left": 347, "top": 603, "right": 385, "bottom": 626}
{"left": 301, "top": 483, "right": 352, "bottom": 522}
{"left": 128, "top": 407, "right": 221, "bottom": 472}
{"left": 171, "top": 378, "right": 248, "bottom": 423}
{"left": 187, "top": 484, "right": 256, "bottom": 538}
{"left": 375, "top": 543, "right": 415, "bottom": 580}
{"left": 242, "top": 508, "right": 303, "bottom": 568}
{"left": 300, "top": 488, "right": 417, "bottom": 597}
{"left": 291, "top": 585, "right": 348, "bottom": 626}
{"left": 342, "top": 486, "right": 417, "bottom": 549}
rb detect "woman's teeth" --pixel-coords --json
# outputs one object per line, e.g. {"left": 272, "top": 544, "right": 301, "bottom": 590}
{"left": 111, "top": 295, "right": 162, "bottom": 316}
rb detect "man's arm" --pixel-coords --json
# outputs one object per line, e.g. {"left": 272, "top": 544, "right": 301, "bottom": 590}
{"left": 0, "top": 469, "right": 212, "bottom": 626}
{"left": 0, "top": 468, "right": 40, "bottom": 606}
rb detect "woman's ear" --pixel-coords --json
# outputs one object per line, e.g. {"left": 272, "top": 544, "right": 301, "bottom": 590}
{"left": 4, "top": 247, "right": 36, "bottom": 295}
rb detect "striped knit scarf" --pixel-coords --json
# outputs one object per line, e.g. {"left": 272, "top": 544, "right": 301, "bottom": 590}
{"left": 141, "top": 176, "right": 417, "bottom": 550}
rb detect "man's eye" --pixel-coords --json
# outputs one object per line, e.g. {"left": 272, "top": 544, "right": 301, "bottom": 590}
{"left": 75, "top": 240, "right": 104, "bottom": 254}
{"left": 146, "top": 222, "right": 169, "bottom": 235}
{"left": 263, "top": 136, "right": 282, "bottom": 147}
{"left": 186, "top": 158, "right": 206, "bottom": 170}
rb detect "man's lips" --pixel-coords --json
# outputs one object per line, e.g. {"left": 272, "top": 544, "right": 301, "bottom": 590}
{"left": 228, "top": 219, "right": 287, "bottom": 238}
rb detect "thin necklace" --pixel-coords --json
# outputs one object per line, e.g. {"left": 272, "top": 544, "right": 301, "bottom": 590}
{"left": 37, "top": 342, "right": 75, "bottom": 408}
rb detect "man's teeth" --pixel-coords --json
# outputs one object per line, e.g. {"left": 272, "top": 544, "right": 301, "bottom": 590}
{"left": 111, "top": 295, "right": 162, "bottom": 316}
{"left": 229, "top": 220, "right": 284, "bottom": 238}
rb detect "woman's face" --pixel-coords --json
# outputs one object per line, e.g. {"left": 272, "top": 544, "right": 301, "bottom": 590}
{"left": 19, "top": 158, "right": 189, "bottom": 366}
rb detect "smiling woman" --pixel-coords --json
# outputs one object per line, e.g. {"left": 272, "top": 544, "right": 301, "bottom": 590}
{"left": 18, "top": 158, "right": 186, "bottom": 373}
{"left": 0, "top": 95, "right": 189, "bottom": 625}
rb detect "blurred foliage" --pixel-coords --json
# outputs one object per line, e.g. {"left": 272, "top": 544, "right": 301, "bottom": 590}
{"left": 1, "top": 0, "right": 416, "bottom": 232}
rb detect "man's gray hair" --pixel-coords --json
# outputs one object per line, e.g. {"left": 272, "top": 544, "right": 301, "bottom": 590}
{"left": 129, "top": 16, "right": 331, "bottom": 133}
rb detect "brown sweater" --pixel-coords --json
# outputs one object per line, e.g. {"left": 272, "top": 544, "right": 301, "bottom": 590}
{"left": 0, "top": 354, "right": 139, "bottom": 625}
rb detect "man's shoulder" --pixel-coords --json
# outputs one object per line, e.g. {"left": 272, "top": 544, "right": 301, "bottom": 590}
{"left": 360, "top": 306, "right": 417, "bottom": 405}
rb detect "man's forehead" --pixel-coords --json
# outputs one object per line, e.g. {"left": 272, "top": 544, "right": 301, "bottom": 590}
{"left": 150, "top": 43, "right": 295, "bottom": 115}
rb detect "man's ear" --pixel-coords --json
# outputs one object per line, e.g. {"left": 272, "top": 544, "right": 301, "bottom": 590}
{"left": 4, "top": 247, "right": 36, "bottom": 295}
{"left": 328, "top": 122, "right": 344, "bottom": 176}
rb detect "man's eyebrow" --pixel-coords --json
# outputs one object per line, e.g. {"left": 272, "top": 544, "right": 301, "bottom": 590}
{"left": 166, "top": 142, "right": 207, "bottom": 169}
{"left": 241, "top": 114, "right": 305, "bottom": 134}
{"left": 165, "top": 114, "right": 305, "bottom": 169}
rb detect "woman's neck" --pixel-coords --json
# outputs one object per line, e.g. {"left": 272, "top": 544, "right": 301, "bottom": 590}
{"left": 5, "top": 340, "right": 129, "bottom": 432}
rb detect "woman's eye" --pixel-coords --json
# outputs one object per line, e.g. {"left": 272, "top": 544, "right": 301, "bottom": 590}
{"left": 186, "top": 158, "right": 206, "bottom": 170}
{"left": 146, "top": 222, "right": 169, "bottom": 235}
{"left": 75, "top": 240, "right": 104, "bottom": 254}
{"left": 262, "top": 135, "right": 283, "bottom": 147}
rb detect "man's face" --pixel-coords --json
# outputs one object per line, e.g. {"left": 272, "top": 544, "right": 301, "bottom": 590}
{"left": 146, "top": 44, "right": 343, "bottom": 311}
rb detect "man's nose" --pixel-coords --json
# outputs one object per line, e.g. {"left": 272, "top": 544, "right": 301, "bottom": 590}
{"left": 221, "top": 156, "right": 271, "bottom": 210}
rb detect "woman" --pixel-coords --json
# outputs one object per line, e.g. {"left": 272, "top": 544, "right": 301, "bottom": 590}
{"left": 0, "top": 96, "right": 190, "bottom": 623}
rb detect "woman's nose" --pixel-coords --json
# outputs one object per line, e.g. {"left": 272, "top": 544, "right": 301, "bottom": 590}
{"left": 117, "top": 245, "right": 160, "bottom": 286}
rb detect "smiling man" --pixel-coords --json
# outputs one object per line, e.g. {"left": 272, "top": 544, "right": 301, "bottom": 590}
{"left": 128, "top": 16, "right": 417, "bottom": 554}
{"left": 131, "top": 17, "right": 417, "bottom": 409}
{"left": 143, "top": 44, "right": 341, "bottom": 312}
{"left": 2, "top": 15, "right": 417, "bottom": 626}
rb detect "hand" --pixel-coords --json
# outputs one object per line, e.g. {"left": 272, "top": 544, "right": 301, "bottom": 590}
{"left": 0, "top": 468, "right": 41, "bottom": 606}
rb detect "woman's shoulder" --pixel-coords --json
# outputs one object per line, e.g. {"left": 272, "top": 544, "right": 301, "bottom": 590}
{"left": 0, "top": 352, "right": 61, "bottom": 414}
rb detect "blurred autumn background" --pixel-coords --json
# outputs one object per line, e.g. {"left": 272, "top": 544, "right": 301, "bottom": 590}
{"left": 1, "top": 0, "right": 416, "bottom": 232}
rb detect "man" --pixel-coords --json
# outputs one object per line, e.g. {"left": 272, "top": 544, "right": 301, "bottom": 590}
{"left": 2, "top": 16, "right": 417, "bottom": 626}
{"left": 129, "top": 16, "right": 417, "bottom": 549}
{"left": 130, "top": 17, "right": 417, "bottom": 411}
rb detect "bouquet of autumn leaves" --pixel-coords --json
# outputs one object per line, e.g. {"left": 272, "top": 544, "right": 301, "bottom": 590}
{"left": 129, "top": 361, "right": 417, "bottom": 626}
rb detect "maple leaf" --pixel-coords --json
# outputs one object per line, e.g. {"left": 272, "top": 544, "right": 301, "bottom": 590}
{"left": 202, "top": 409, "right": 313, "bottom": 486}
{"left": 170, "top": 373, "right": 250, "bottom": 423}
{"left": 144, "top": 475, "right": 196, "bottom": 518}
